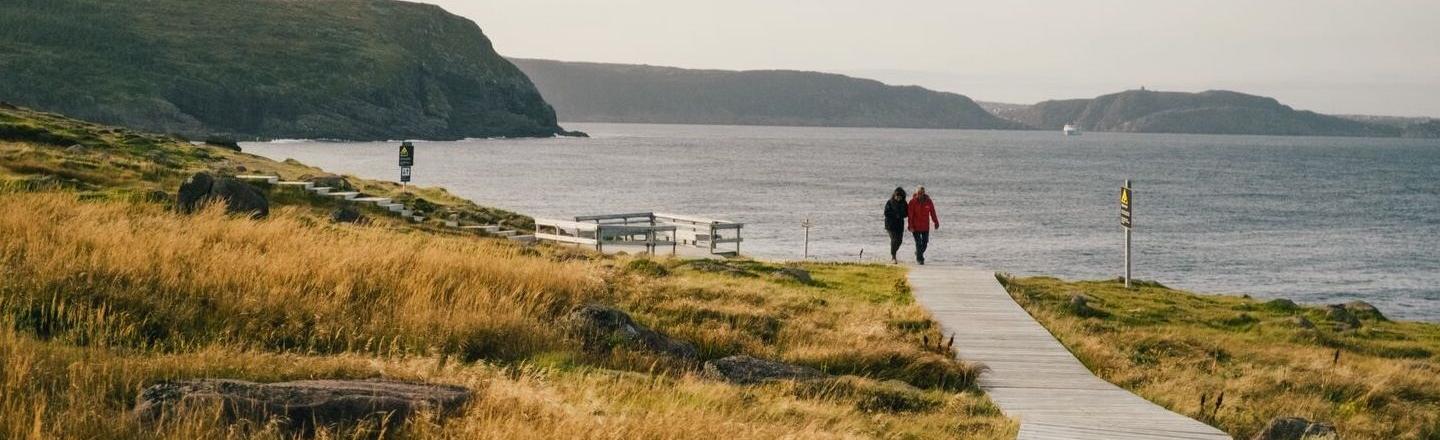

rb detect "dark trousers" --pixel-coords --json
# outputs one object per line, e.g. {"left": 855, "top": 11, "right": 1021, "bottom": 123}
{"left": 887, "top": 229, "right": 904, "bottom": 259}
{"left": 913, "top": 231, "right": 930, "bottom": 263}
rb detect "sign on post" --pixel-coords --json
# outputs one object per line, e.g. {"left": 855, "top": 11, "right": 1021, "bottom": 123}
{"left": 1121, "top": 181, "right": 1133, "bottom": 289}
{"left": 398, "top": 141, "right": 415, "bottom": 167}
{"left": 1120, "top": 186, "right": 1133, "bottom": 228}
{"left": 400, "top": 166, "right": 412, "bottom": 183}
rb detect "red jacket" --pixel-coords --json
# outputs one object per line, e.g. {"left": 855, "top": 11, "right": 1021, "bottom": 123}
{"left": 907, "top": 195, "right": 939, "bottom": 231}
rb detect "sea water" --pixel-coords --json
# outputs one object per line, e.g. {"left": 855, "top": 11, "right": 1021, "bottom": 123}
{"left": 245, "top": 123, "right": 1440, "bottom": 320}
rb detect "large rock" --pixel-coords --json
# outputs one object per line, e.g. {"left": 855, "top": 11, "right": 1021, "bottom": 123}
{"left": 1343, "top": 300, "right": 1387, "bottom": 321}
{"left": 303, "top": 173, "right": 352, "bottom": 192}
{"left": 331, "top": 206, "right": 365, "bottom": 224}
{"left": 773, "top": 267, "right": 813, "bottom": 284}
{"left": 702, "top": 355, "right": 825, "bottom": 385}
{"left": 1262, "top": 298, "right": 1299, "bottom": 312}
{"left": 1068, "top": 294, "right": 1105, "bottom": 318}
{"left": 568, "top": 304, "right": 697, "bottom": 359}
{"left": 176, "top": 172, "right": 269, "bottom": 218}
{"left": 1250, "top": 417, "right": 1339, "bottom": 440}
{"left": 1325, "top": 304, "right": 1361, "bottom": 330}
{"left": 133, "top": 379, "right": 471, "bottom": 433}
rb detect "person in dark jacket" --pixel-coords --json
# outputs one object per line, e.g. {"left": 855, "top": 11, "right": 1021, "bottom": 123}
{"left": 883, "top": 187, "right": 909, "bottom": 264}
{"left": 907, "top": 186, "right": 940, "bottom": 265}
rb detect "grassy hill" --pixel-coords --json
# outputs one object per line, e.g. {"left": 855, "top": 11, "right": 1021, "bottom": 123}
{"left": 511, "top": 58, "right": 1024, "bottom": 130}
{"left": 1009, "top": 90, "right": 1411, "bottom": 137}
{"left": 0, "top": 0, "right": 566, "bottom": 141}
{"left": 0, "top": 106, "right": 1014, "bottom": 438}
{"left": 1001, "top": 275, "right": 1440, "bottom": 439}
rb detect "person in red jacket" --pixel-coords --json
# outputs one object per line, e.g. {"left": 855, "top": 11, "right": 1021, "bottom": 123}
{"left": 907, "top": 186, "right": 940, "bottom": 264}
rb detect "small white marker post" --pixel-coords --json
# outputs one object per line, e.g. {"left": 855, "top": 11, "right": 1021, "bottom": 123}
{"left": 801, "top": 217, "right": 813, "bottom": 260}
{"left": 1121, "top": 180, "right": 1134, "bottom": 289}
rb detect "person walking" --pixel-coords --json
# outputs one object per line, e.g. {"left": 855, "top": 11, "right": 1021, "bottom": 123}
{"left": 907, "top": 186, "right": 940, "bottom": 265}
{"left": 883, "top": 187, "right": 909, "bottom": 264}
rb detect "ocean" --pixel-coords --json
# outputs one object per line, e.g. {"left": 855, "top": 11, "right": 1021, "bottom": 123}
{"left": 244, "top": 123, "right": 1440, "bottom": 321}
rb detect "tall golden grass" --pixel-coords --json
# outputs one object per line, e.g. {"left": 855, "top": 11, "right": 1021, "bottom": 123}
{"left": 1002, "top": 276, "right": 1440, "bottom": 439}
{"left": 0, "top": 191, "right": 1015, "bottom": 439}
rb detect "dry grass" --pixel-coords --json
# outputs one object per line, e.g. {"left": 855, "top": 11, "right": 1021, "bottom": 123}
{"left": 1000, "top": 275, "right": 1440, "bottom": 440}
{"left": 0, "top": 191, "right": 1015, "bottom": 439}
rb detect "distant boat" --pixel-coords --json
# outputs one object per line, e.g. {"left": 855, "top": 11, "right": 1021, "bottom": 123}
{"left": 1063, "top": 124, "right": 1082, "bottom": 136}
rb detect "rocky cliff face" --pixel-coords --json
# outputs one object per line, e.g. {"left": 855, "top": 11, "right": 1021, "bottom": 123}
{"left": 0, "top": 0, "right": 564, "bottom": 140}
{"left": 511, "top": 58, "right": 1023, "bottom": 130}
{"left": 1011, "top": 90, "right": 1403, "bottom": 137}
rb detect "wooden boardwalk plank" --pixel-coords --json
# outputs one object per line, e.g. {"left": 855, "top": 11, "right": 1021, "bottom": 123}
{"left": 908, "top": 265, "right": 1231, "bottom": 440}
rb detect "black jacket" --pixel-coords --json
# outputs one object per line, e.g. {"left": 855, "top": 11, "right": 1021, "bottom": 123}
{"left": 884, "top": 198, "right": 908, "bottom": 231}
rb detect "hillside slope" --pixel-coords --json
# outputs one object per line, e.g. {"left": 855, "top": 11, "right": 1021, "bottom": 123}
{"left": 0, "top": 105, "right": 1014, "bottom": 439}
{"left": 0, "top": 0, "right": 565, "bottom": 140}
{"left": 511, "top": 58, "right": 1023, "bottom": 130}
{"left": 1011, "top": 90, "right": 1404, "bottom": 137}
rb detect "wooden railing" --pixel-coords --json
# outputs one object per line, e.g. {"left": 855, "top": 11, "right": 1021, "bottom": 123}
{"left": 534, "top": 218, "right": 678, "bottom": 255}
{"left": 537, "top": 212, "right": 744, "bottom": 256}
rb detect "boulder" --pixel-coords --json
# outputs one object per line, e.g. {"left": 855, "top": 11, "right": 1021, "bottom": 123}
{"left": 133, "top": 379, "right": 471, "bottom": 434}
{"left": 686, "top": 260, "right": 755, "bottom": 277}
{"left": 331, "top": 206, "right": 365, "bottom": 224}
{"left": 1343, "top": 301, "right": 1387, "bottom": 321}
{"left": 1068, "top": 294, "right": 1104, "bottom": 318}
{"left": 176, "top": 172, "right": 269, "bottom": 218}
{"left": 702, "top": 355, "right": 824, "bottom": 385}
{"left": 773, "top": 267, "right": 813, "bottom": 284}
{"left": 1325, "top": 304, "right": 1361, "bottom": 330}
{"left": 1263, "top": 298, "right": 1299, "bottom": 312}
{"left": 568, "top": 304, "right": 698, "bottom": 359}
{"left": 1250, "top": 417, "right": 1338, "bottom": 440}
{"left": 145, "top": 190, "right": 171, "bottom": 203}
{"left": 1291, "top": 316, "right": 1316, "bottom": 330}
{"left": 304, "top": 174, "right": 352, "bottom": 191}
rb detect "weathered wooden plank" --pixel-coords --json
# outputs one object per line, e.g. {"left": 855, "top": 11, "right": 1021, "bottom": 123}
{"left": 908, "top": 265, "right": 1231, "bottom": 440}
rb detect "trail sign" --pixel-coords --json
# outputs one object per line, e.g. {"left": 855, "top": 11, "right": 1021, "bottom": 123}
{"left": 1121, "top": 180, "right": 1134, "bottom": 289}
{"left": 398, "top": 141, "right": 415, "bottom": 167}
{"left": 1120, "top": 186, "right": 1133, "bottom": 229}
{"left": 400, "top": 166, "right": 412, "bottom": 183}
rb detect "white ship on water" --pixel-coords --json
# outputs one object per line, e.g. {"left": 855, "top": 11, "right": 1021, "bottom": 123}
{"left": 1063, "top": 124, "right": 1082, "bottom": 136}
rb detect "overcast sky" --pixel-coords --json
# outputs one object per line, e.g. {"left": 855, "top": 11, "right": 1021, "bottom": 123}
{"left": 426, "top": 0, "right": 1440, "bottom": 117}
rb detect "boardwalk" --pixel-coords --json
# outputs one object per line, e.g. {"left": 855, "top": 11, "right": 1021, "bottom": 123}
{"left": 908, "top": 265, "right": 1231, "bottom": 440}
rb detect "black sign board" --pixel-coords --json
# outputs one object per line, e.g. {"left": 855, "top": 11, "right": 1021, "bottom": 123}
{"left": 1120, "top": 186, "right": 1133, "bottom": 228}
{"left": 400, "top": 166, "right": 412, "bottom": 183}
{"left": 398, "top": 142, "right": 415, "bottom": 167}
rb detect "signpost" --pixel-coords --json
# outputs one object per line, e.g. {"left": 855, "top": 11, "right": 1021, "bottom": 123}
{"left": 398, "top": 141, "right": 415, "bottom": 190}
{"left": 801, "top": 217, "right": 813, "bottom": 260}
{"left": 1121, "top": 180, "right": 1133, "bottom": 289}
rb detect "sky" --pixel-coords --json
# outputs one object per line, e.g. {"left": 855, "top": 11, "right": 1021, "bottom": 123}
{"left": 426, "top": 0, "right": 1440, "bottom": 117}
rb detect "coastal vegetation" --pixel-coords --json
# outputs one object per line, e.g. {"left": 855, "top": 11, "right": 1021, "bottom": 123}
{"left": 511, "top": 58, "right": 1023, "bottom": 130}
{"left": 0, "top": 106, "right": 1014, "bottom": 438}
{"left": 999, "top": 275, "right": 1440, "bottom": 439}
{"left": 0, "top": 0, "right": 566, "bottom": 141}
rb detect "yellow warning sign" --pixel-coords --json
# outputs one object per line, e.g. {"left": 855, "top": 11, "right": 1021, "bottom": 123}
{"left": 1120, "top": 187, "right": 1131, "bottom": 207}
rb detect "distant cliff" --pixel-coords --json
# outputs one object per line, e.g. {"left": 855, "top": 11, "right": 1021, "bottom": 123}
{"left": 510, "top": 59, "right": 1023, "bottom": 130}
{"left": 0, "top": 0, "right": 566, "bottom": 140}
{"left": 1009, "top": 90, "right": 1409, "bottom": 137}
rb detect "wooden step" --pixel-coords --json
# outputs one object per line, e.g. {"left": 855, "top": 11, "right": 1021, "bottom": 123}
{"left": 460, "top": 225, "right": 501, "bottom": 233}
{"left": 275, "top": 181, "right": 315, "bottom": 189}
{"left": 507, "top": 234, "right": 536, "bottom": 242}
{"left": 309, "top": 187, "right": 332, "bottom": 195}
{"left": 327, "top": 192, "right": 360, "bottom": 200}
{"left": 236, "top": 175, "right": 280, "bottom": 184}
{"left": 351, "top": 197, "right": 392, "bottom": 204}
